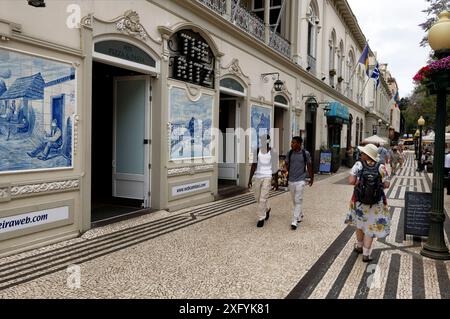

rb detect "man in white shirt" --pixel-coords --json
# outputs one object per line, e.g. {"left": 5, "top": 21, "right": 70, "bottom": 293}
{"left": 445, "top": 150, "right": 450, "bottom": 195}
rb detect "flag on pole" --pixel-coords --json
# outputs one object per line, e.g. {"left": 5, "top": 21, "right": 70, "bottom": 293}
{"left": 358, "top": 44, "right": 370, "bottom": 76}
{"left": 393, "top": 91, "right": 400, "bottom": 108}
{"left": 371, "top": 63, "right": 380, "bottom": 89}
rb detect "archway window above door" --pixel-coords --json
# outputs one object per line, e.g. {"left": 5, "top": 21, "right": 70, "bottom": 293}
{"left": 274, "top": 94, "right": 288, "bottom": 107}
{"left": 94, "top": 40, "right": 156, "bottom": 67}
{"left": 220, "top": 78, "right": 246, "bottom": 96}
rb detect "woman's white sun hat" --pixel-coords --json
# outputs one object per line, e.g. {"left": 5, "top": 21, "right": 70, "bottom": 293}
{"left": 357, "top": 143, "right": 380, "bottom": 162}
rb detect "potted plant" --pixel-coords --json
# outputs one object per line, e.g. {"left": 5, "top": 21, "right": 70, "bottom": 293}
{"left": 337, "top": 76, "right": 344, "bottom": 83}
{"left": 329, "top": 69, "right": 337, "bottom": 77}
{"left": 413, "top": 56, "right": 450, "bottom": 94}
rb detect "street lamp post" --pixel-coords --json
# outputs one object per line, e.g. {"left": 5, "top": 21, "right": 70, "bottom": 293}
{"left": 414, "top": 129, "right": 420, "bottom": 160}
{"left": 420, "top": 11, "right": 450, "bottom": 260}
{"left": 417, "top": 116, "right": 425, "bottom": 172}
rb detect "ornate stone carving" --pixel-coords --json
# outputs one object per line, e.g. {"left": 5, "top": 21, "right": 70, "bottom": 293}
{"left": 0, "top": 187, "right": 9, "bottom": 200}
{"left": 10, "top": 179, "right": 80, "bottom": 198}
{"left": 221, "top": 58, "right": 250, "bottom": 83}
{"left": 115, "top": 10, "right": 151, "bottom": 41}
{"left": 81, "top": 15, "right": 92, "bottom": 28}
{"left": 168, "top": 167, "right": 193, "bottom": 176}
{"left": 83, "top": 10, "right": 162, "bottom": 44}
{"left": 168, "top": 165, "right": 214, "bottom": 176}
{"left": 195, "top": 164, "right": 214, "bottom": 172}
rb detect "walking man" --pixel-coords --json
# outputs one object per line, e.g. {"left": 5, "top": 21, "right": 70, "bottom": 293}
{"left": 285, "top": 136, "right": 314, "bottom": 230}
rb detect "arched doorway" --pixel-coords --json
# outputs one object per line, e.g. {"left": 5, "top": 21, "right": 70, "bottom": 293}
{"left": 90, "top": 38, "right": 159, "bottom": 224}
{"left": 218, "top": 77, "right": 246, "bottom": 188}
{"left": 274, "top": 94, "right": 290, "bottom": 155}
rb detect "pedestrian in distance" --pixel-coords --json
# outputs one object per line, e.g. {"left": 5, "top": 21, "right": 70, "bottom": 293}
{"left": 445, "top": 150, "right": 450, "bottom": 195}
{"left": 248, "top": 135, "right": 279, "bottom": 228}
{"left": 284, "top": 136, "right": 314, "bottom": 230}
{"left": 345, "top": 143, "right": 391, "bottom": 262}
{"left": 389, "top": 146, "right": 400, "bottom": 176}
{"left": 377, "top": 142, "right": 389, "bottom": 165}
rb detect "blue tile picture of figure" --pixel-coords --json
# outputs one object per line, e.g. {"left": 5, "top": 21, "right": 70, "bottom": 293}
{"left": 251, "top": 105, "right": 271, "bottom": 152}
{"left": 0, "top": 48, "right": 76, "bottom": 173}
{"left": 169, "top": 87, "right": 213, "bottom": 160}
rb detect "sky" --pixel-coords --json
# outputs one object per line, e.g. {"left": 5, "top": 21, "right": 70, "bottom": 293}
{"left": 347, "top": 0, "right": 431, "bottom": 98}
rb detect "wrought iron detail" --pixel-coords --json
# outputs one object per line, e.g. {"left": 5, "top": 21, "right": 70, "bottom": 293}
{"left": 231, "top": 1, "right": 265, "bottom": 42}
{"left": 197, "top": 0, "right": 227, "bottom": 15}
{"left": 269, "top": 30, "right": 291, "bottom": 58}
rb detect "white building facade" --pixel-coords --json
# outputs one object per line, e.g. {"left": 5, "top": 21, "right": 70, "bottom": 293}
{"left": 0, "top": 0, "right": 395, "bottom": 256}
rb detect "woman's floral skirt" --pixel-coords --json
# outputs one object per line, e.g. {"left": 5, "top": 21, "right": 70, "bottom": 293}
{"left": 344, "top": 192, "right": 391, "bottom": 239}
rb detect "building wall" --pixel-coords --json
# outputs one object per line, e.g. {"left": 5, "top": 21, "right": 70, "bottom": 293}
{"left": 0, "top": 0, "right": 396, "bottom": 256}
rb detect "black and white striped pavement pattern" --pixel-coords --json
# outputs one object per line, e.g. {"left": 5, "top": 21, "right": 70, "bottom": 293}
{"left": 0, "top": 190, "right": 286, "bottom": 291}
{"left": 287, "top": 152, "right": 450, "bottom": 299}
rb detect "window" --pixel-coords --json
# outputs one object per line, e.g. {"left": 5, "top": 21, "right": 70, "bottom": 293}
{"left": 220, "top": 78, "right": 245, "bottom": 94}
{"left": 307, "top": 4, "right": 318, "bottom": 58}
{"left": 274, "top": 94, "right": 288, "bottom": 107}
{"left": 329, "top": 30, "right": 336, "bottom": 87}
{"left": 347, "top": 50, "right": 355, "bottom": 99}
{"left": 252, "top": 0, "right": 283, "bottom": 34}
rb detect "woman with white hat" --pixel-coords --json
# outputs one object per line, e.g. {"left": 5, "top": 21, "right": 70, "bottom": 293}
{"left": 345, "top": 143, "right": 391, "bottom": 262}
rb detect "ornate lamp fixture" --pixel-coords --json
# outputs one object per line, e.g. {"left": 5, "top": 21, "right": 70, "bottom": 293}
{"left": 261, "top": 72, "right": 284, "bottom": 92}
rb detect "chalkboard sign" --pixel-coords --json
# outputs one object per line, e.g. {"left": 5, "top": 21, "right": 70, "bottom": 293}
{"left": 404, "top": 191, "right": 432, "bottom": 239}
{"left": 319, "top": 151, "right": 332, "bottom": 173}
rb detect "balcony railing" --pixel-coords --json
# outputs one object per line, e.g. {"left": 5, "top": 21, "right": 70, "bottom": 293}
{"left": 231, "top": 1, "right": 265, "bottom": 42}
{"left": 197, "top": 0, "right": 227, "bottom": 15}
{"left": 196, "top": 0, "right": 291, "bottom": 59}
{"left": 269, "top": 30, "right": 291, "bottom": 58}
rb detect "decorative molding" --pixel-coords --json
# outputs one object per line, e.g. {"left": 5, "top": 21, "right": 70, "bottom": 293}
{"left": 168, "top": 167, "right": 194, "bottom": 176}
{"left": 84, "top": 10, "right": 162, "bottom": 45}
{"left": 220, "top": 58, "right": 250, "bottom": 83}
{"left": 185, "top": 83, "right": 202, "bottom": 101}
{"left": 168, "top": 165, "right": 214, "bottom": 177}
{"left": 0, "top": 185, "right": 10, "bottom": 203}
{"left": 195, "top": 164, "right": 214, "bottom": 172}
{"left": 73, "top": 114, "right": 79, "bottom": 156}
{"left": 10, "top": 179, "right": 80, "bottom": 199}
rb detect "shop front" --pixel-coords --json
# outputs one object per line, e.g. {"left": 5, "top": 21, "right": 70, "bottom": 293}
{"left": 326, "top": 102, "right": 349, "bottom": 172}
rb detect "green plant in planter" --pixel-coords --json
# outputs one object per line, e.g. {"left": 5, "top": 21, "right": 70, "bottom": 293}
{"left": 337, "top": 76, "right": 344, "bottom": 83}
{"left": 329, "top": 69, "right": 337, "bottom": 77}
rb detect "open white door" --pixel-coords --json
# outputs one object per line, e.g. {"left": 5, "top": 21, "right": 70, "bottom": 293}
{"left": 218, "top": 99, "right": 239, "bottom": 181}
{"left": 113, "top": 76, "right": 151, "bottom": 206}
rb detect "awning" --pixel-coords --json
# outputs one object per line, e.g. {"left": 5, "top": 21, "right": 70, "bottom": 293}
{"left": 326, "top": 101, "right": 349, "bottom": 125}
{"left": 0, "top": 73, "right": 45, "bottom": 100}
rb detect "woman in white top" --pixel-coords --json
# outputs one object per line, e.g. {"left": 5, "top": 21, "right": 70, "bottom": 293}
{"left": 248, "top": 135, "right": 279, "bottom": 228}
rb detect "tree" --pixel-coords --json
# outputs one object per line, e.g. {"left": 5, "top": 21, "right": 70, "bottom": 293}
{"left": 419, "top": 0, "right": 450, "bottom": 47}
{"left": 403, "top": 83, "right": 450, "bottom": 133}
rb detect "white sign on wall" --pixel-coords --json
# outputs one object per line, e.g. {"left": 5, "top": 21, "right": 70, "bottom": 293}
{"left": 172, "top": 180, "right": 210, "bottom": 197}
{"left": 0, "top": 206, "right": 69, "bottom": 234}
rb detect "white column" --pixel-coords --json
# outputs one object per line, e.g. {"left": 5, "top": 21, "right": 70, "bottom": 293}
{"left": 264, "top": 0, "right": 270, "bottom": 44}
{"left": 225, "top": 0, "right": 232, "bottom": 19}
